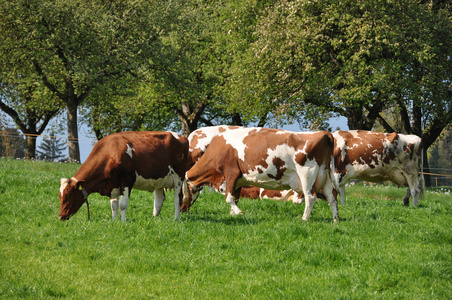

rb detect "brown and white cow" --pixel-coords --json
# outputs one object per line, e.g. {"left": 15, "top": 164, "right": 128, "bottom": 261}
{"left": 185, "top": 125, "right": 298, "bottom": 205}
{"left": 58, "top": 131, "right": 188, "bottom": 221}
{"left": 332, "top": 130, "right": 424, "bottom": 206}
{"left": 186, "top": 125, "right": 240, "bottom": 170}
{"left": 183, "top": 128, "right": 339, "bottom": 222}
{"left": 240, "top": 186, "right": 295, "bottom": 201}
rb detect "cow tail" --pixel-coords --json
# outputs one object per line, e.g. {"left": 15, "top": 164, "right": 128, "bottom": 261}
{"left": 419, "top": 147, "right": 425, "bottom": 199}
{"left": 328, "top": 134, "right": 339, "bottom": 191}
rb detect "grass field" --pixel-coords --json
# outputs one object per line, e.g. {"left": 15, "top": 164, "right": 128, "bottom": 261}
{"left": 0, "top": 158, "right": 451, "bottom": 299}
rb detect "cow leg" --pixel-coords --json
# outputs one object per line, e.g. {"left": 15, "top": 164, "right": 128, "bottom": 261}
{"left": 119, "top": 187, "right": 130, "bottom": 222}
{"left": 339, "top": 185, "right": 346, "bottom": 204}
{"left": 323, "top": 180, "right": 340, "bottom": 222}
{"left": 403, "top": 188, "right": 411, "bottom": 206}
{"left": 110, "top": 199, "right": 119, "bottom": 220}
{"left": 401, "top": 171, "right": 423, "bottom": 207}
{"left": 292, "top": 191, "right": 304, "bottom": 204}
{"left": 226, "top": 189, "right": 242, "bottom": 216}
{"left": 301, "top": 193, "right": 316, "bottom": 221}
{"left": 110, "top": 188, "right": 121, "bottom": 220}
{"left": 153, "top": 188, "right": 165, "bottom": 217}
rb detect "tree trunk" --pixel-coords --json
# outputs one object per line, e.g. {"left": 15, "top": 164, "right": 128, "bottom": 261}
{"left": 179, "top": 101, "right": 207, "bottom": 137}
{"left": 179, "top": 115, "right": 199, "bottom": 137}
{"left": 24, "top": 134, "right": 37, "bottom": 159}
{"left": 67, "top": 101, "right": 80, "bottom": 162}
{"left": 423, "top": 147, "right": 431, "bottom": 188}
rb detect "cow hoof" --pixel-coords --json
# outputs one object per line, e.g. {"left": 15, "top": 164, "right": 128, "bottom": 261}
{"left": 230, "top": 209, "right": 243, "bottom": 216}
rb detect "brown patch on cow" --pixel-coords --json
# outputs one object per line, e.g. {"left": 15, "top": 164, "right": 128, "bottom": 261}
{"left": 240, "top": 186, "right": 261, "bottom": 199}
{"left": 295, "top": 152, "right": 307, "bottom": 166}
{"left": 269, "top": 157, "right": 286, "bottom": 180}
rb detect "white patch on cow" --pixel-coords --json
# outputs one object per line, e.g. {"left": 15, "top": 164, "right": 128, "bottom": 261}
{"left": 188, "top": 125, "right": 233, "bottom": 153}
{"left": 133, "top": 166, "right": 178, "bottom": 191}
{"left": 60, "top": 178, "right": 69, "bottom": 194}
{"left": 222, "top": 127, "right": 261, "bottom": 161}
{"left": 226, "top": 192, "right": 242, "bottom": 215}
{"left": 110, "top": 187, "right": 121, "bottom": 220}
{"left": 169, "top": 131, "right": 181, "bottom": 140}
{"left": 125, "top": 144, "right": 135, "bottom": 158}
{"left": 333, "top": 131, "right": 348, "bottom": 162}
{"left": 215, "top": 181, "right": 227, "bottom": 193}
{"left": 153, "top": 188, "right": 165, "bottom": 216}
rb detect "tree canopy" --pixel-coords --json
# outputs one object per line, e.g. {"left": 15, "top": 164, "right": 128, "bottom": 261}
{"left": 0, "top": 0, "right": 450, "bottom": 167}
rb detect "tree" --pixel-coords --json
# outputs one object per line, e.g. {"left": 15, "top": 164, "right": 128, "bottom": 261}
{"left": 0, "top": 75, "right": 62, "bottom": 159}
{"left": 225, "top": 0, "right": 451, "bottom": 183}
{"left": 230, "top": 0, "right": 450, "bottom": 129}
{"left": 36, "top": 131, "right": 67, "bottom": 161}
{"left": 0, "top": 0, "right": 170, "bottom": 161}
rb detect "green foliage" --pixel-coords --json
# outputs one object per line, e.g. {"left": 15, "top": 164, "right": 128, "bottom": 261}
{"left": 225, "top": 0, "right": 452, "bottom": 131}
{"left": 1, "top": 158, "right": 451, "bottom": 298}
{"left": 0, "top": 0, "right": 172, "bottom": 159}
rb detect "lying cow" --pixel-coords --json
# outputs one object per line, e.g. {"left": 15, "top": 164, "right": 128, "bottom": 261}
{"left": 183, "top": 128, "right": 339, "bottom": 222}
{"left": 58, "top": 131, "right": 189, "bottom": 221}
{"left": 332, "top": 130, "right": 424, "bottom": 206}
{"left": 240, "top": 186, "right": 295, "bottom": 201}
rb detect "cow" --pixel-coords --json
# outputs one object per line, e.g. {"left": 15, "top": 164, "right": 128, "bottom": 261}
{"left": 185, "top": 125, "right": 298, "bottom": 206}
{"left": 332, "top": 130, "right": 424, "bottom": 206}
{"left": 182, "top": 127, "right": 339, "bottom": 222}
{"left": 58, "top": 131, "right": 189, "bottom": 221}
{"left": 240, "top": 186, "right": 295, "bottom": 201}
{"left": 186, "top": 125, "right": 240, "bottom": 170}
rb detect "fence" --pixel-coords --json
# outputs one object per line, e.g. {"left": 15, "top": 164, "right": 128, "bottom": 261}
{"left": 0, "top": 130, "right": 94, "bottom": 163}
{"left": 424, "top": 168, "right": 452, "bottom": 187}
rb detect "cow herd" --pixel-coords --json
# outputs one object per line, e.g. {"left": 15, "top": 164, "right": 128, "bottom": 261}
{"left": 58, "top": 126, "right": 424, "bottom": 222}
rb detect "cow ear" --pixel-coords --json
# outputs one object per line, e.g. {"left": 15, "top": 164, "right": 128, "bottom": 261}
{"left": 75, "top": 180, "right": 86, "bottom": 191}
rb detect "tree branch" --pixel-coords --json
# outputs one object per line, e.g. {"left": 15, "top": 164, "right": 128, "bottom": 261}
{"left": 376, "top": 114, "right": 395, "bottom": 132}
{"left": 32, "top": 60, "right": 64, "bottom": 100}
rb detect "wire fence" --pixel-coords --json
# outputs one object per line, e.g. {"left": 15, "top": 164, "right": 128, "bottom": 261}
{"left": 1, "top": 130, "right": 452, "bottom": 186}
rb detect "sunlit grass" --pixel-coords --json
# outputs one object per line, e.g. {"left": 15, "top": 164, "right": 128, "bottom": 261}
{"left": 0, "top": 158, "right": 451, "bottom": 298}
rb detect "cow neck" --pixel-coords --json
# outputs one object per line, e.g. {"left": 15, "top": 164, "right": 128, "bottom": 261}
{"left": 72, "top": 166, "right": 102, "bottom": 195}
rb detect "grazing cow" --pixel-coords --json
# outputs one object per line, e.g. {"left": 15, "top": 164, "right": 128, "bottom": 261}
{"left": 183, "top": 128, "right": 339, "bottom": 222}
{"left": 186, "top": 125, "right": 240, "bottom": 170}
{"left": 58, "top": 131, "right": 188, "bottom": 221}
{"left": 240, "top": 186, "right": 295, "bottom": 201}
{"left": 332, "top": 130, "right": 424, "bottom": 206}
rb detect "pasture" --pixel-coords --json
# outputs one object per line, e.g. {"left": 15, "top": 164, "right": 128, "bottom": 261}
{"left": 0, "top": 158, "right": 451, "bottom": 299}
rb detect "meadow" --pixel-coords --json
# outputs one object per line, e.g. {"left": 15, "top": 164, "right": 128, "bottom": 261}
{"left": 0, "top": 158, "right": 451, "bottom": 299}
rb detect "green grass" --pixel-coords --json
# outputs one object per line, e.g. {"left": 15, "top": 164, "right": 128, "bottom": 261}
{"left": 0, "top": 158, "right": 451, "bottom": 299}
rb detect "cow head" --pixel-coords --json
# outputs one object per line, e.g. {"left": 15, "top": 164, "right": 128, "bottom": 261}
{"left": 181, "top": 180, "right": 201, "bottom": 212}
{"left": 58, "top": 178, "right": 88, "bottom": 220}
